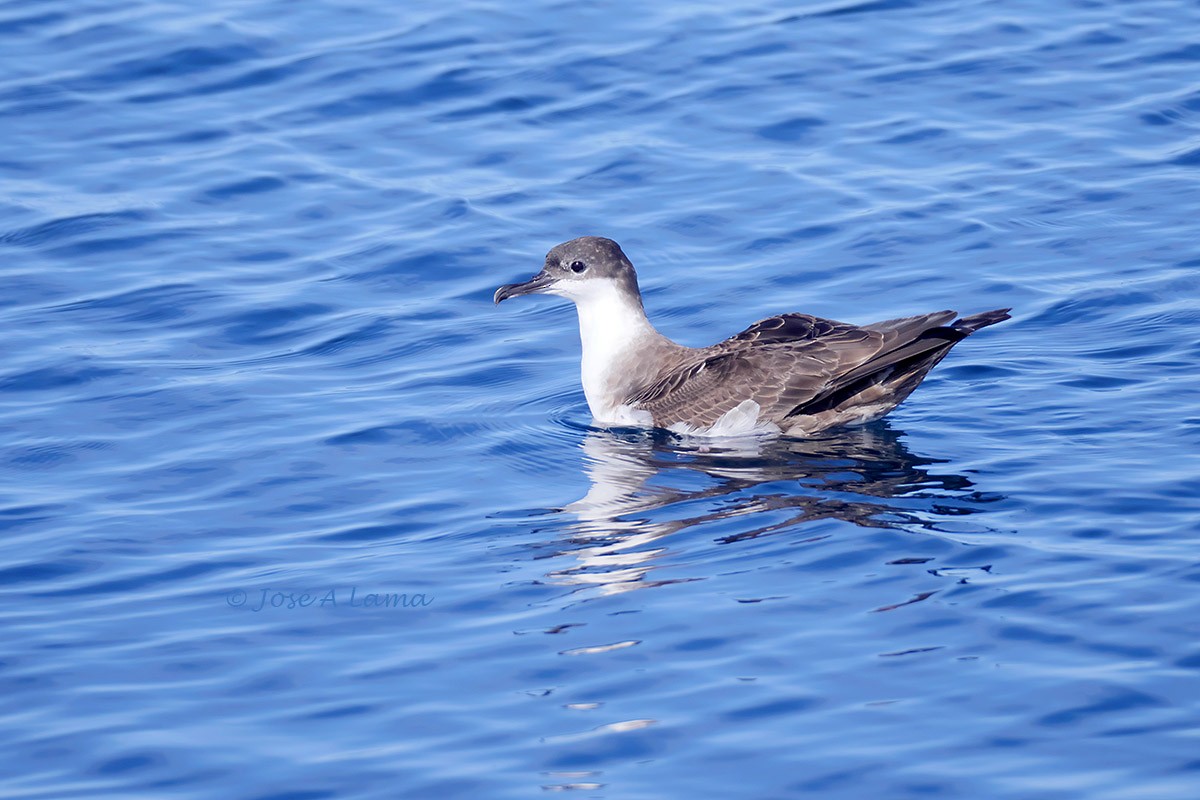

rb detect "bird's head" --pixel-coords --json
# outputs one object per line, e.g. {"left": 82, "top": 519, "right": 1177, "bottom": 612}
{"left": 494, "top": 236, "right": 642, "bottom": 307}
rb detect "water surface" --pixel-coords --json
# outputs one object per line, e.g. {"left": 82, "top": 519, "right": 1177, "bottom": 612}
{"left": 2, "top": 0, "right": 1200, "bottom": 797}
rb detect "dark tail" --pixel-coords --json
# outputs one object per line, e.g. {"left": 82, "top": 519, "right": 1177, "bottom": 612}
{"left": 787, "top": 307, "right": 1012, "bottom": 420}
{"left": 953, "top": 308, "right": 1011, "bottom": 334}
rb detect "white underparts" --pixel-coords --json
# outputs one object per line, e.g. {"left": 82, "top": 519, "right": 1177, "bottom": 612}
{"left": 668, "top": 399, "right": 781, "bottom": 438}
{"left": 610, "top": 404, "right": 655, "bottom": 427}
{"left": 559, "top": 279, "right": 659, "bottom": 421}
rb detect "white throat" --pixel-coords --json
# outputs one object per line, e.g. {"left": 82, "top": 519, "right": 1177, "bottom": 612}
{"left": 566, "top": 280, "right": 659, "bottom": 421}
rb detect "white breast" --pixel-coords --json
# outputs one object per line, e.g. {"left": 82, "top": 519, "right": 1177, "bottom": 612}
{"left": 569, "top": 280, "right": 658, "bottom": 422}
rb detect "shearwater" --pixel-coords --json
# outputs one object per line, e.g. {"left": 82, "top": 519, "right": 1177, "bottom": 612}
{"left": 495, "top": 236, "right": 1010, "bottom": 437}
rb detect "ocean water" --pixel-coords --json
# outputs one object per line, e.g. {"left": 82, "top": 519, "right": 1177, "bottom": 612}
{"left": 2, "top": 0, "right": 1199, "bottom": 797}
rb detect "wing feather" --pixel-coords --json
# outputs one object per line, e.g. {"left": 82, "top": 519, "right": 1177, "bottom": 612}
{"left": 632, "top": 314, "right": 891, "bottom": 427}
{"left": 626, "top": 308, "right": 1003, "bottom": 431}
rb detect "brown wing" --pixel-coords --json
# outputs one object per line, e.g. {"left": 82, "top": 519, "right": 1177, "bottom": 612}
{"left": 726, "top": 313, "right": 857, "bottom": 345}
{"left": 630, "top": 310, "right": 971, "bottom": 428}
{"left": 786, "top": 309, "right": 1009, "bottom": 423}
{"left": 862, "top": 310, "right": 958, "bottom": 344}
{"left": 630, "top": 314, "right": 887, "bottom": 427}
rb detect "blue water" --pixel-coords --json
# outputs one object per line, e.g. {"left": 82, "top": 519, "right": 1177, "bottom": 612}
{"left": 3, "top": 0, "right": 1200, "bottom": 797}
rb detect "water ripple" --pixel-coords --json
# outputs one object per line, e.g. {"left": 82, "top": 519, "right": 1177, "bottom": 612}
{"left": 2, "top": 0, "right": 1199, "bottom": 798}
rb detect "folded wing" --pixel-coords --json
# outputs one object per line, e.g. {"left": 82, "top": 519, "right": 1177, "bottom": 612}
{"left": 630, "top": 309, "right": 1009, "bottom": 429}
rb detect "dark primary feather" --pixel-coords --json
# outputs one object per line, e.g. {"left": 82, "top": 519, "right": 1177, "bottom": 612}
{"left": 630, "top": 308, "right": 1011, "bottom": 432}
{"left": 953, "top": 308, "right": 1013, "bottom": 334}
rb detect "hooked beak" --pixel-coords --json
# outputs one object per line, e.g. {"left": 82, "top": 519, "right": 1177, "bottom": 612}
{"left": 494, "top": 270, "right": 555, "bottom": 305}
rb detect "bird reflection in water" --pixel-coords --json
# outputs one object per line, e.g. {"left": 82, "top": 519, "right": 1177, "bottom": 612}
{"left": 548, "top": 424, "right": 1002, "bottom": 595}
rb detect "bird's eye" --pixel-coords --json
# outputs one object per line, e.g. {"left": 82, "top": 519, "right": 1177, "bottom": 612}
{"left": 570, "top": 260, "right": 587, "bottom": 274}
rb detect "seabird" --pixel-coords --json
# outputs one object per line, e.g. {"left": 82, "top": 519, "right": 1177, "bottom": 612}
{"left": 495, "top": 236, "right": 1010, "bottom": 437}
